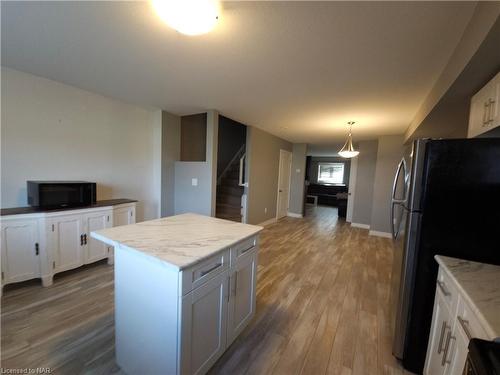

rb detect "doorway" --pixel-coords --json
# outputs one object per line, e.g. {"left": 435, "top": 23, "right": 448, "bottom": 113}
{"left": 276, "top": 149, "right": 292, "bottom": 219}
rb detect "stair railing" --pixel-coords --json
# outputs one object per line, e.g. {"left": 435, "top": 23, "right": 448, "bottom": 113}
{"left": 217, "top": 144, "right": 246, "bottom": 186}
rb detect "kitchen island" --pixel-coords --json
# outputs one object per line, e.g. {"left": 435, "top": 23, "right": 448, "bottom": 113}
{"left": 91, "top": 213, "right": 263, "bottom": 375}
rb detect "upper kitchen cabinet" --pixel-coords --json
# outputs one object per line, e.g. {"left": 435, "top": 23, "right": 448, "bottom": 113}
{"left": 468, "top": 72, "right": 500, "bottom": 138}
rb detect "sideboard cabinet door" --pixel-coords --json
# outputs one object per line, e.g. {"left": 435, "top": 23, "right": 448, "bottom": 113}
{"left": 1, "top": 219, "right": 40, "bottom": 284}
{"left": 48, "top": 214, "right": 84, "bottom": 273}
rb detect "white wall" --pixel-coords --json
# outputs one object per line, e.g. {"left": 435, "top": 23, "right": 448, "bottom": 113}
{"left": 1, "top": 68, "right": 161, "bottom": 221}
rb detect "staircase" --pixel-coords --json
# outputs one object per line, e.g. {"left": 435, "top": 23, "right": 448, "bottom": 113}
{"left": 216, "top": 149, "right": 245, "bottom": 222}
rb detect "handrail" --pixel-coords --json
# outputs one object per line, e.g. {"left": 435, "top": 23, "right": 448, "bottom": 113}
{"left": 217, "top": 144, "right": 246, "bottom": 185}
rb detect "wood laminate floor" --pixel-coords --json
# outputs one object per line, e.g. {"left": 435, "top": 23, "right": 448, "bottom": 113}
{"left": 1, "top": 206, "right": 412, "bottom": 374}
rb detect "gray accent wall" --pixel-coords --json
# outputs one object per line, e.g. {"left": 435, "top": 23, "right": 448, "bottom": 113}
{"left": 288, "top": 143, "right": 307, "bottom": 216}
{"left": 351, "top": 140, "right": 379, "bottom": 226}
{"left": 161, "top": 111, "right": 180, "bottom": 217}
{"left": 245, "top": 126, "right": 292, "bottom": 225}
{"left": 370, "top": 135, "right": 405, "bottom": 234}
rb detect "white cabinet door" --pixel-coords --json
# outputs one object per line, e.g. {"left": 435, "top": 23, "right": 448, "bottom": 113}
{"left": 181, "top": 271, "right": 228, "bottom": 375}
{"left": 49, "top": 214, "right": 84, "bottom": 273}
{"left": 84, "top": 210, "right": 112, "bottom": 263}
{"left": 227, "top": 249, "right": 257, "bottom": 346}
{"left": 424, "top": 288, "right": 452, "bottom": 375}
{"left": 468, "top": 72, "right": 500, "bottom": 138}
{"left": 113, "top": 205, "right": 135, "bottom": 227}
{"left": 445, "top": 320, "right": 469, "bottom": 375}
{"left": 1, "top": 219, "right": 40, "bottom": 284}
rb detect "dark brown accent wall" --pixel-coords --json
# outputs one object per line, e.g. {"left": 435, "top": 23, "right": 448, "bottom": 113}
{"left": 180, "top": 113, "right": 207, "bottom": 161}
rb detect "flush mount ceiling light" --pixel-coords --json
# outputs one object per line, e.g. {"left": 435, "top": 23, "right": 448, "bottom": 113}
{"left": 338, "top": 121, "right": 360, "bottom": 158}
{"left": 151, "top": 0, "right": 220, "bottom": 36}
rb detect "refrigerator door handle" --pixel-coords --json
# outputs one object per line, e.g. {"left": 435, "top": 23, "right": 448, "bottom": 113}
{"left": 392, "top": 158, "right": 408, "bottom": 202}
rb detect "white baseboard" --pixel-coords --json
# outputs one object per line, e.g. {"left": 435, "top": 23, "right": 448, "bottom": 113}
{"left": 287, "top": 212, "right": 303, "bottom": 218}
{"left": 369, "top": 230, "right": 392, "bottom": 238}
{"left": 351, "top": 222, "right": 370, "bottom": 229}
{"left": 257, "top": 217, "right": 278, "bottom": 227}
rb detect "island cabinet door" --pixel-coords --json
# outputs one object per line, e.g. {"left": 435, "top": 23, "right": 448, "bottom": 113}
{"left": 226, "top": 248, "right": 257, "bottom": 346}
{"left": 180, "top": 270, "right": 229, "bottom": 375}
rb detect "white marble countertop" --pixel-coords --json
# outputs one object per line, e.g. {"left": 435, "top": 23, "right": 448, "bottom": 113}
{"left": 435, "top": 255, "right": 500, "bottom": 339}
{"left": 91, "top": 213, "right": 263, "bottom": 270}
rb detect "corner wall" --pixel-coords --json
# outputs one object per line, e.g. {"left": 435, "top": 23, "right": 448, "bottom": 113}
{"left": 161, "top": 111, "right": 180, "bottom": 217}
{"left": 245, "top": 127, "right": 292, "bottom": 225}
{"left": 369, "top": 135, "right": 405, "bottom": 235}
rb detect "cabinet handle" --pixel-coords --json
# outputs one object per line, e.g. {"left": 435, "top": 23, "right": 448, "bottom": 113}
{"left": 240, "top": 245, "right": 254, "bottom": 255}
{"left": 488, "top": 98, "right": 496, "bottom": 122}
{"left": 442, "top": 332, "right": 455, "bottom": 366}
{"left": 200, "top": 262, "right": 222, "bottom": 277}
{"left": 232, "top": 272, "right": 238, "bottom": 296}
{"left": 437, "top": 280, "right": 451, "bottom": 297}
{"left": 483, "top": 101, "right": 490, "bottom": 125}
{"left": 80, "top": 234, "right": 84, "bottom": 246}
{"left": 457, "top": 316, "right": 472, "bottom": 340}
{"left": 35, "top": 243, "right": 39, "bottom": 256}
{"left": 84, "top": 234, "right": 88, "bottom": 245}
{"left": 437, "top": 321, "right": 447, "bottom": 354}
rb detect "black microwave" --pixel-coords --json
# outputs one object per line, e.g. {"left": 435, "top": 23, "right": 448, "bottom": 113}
{"left": 27, "top": 181, "right": 96, "bottom": 209}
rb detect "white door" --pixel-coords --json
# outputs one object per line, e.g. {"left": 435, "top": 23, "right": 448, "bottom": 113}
{"left": 84, "top": 210, "right": 112, "bottom": 263}
{"left": 1, "top": 219, "right": 40, "bottom": 283}
{"left": 424, "top": 289, "right": 451, "bottom": 375}
{"left": 50, "top": 214, "right": 84, "bottom": 273}
{"left": 113, "top": 205, "right": 135, "bottom": 227}
{"left": 181, "top": 271, "right": 228, "bottom": 375}
{"left": 276, "top": 149, "right": 292, "bottom": 219}
{"left": 346, "top": 156, "right": 358, "bottom": 222}
{"left": 227, "top": 249, "right": 257, "bottom": 346}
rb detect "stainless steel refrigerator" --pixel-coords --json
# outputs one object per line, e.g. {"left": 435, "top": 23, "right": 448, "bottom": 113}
{"left": 389, "top": 138, "right": 500, "bottom": 373}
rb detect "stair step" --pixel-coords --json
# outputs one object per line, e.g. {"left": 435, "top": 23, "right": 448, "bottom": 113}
{"left": 216, "top": 203, "right": 241, "bottom": 215}
{"left": 217, "top": 194, "right": 241, "bottom": 205}
{"left": 216, "top": 213, "right": 242, "bottom": 222}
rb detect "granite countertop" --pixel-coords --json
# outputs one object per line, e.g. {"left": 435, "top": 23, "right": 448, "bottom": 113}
{"left": 0, "top": 199, "right": 137, "bottom": 216}
{"left": 435, "top": 255, "right": 500, "bottom": 339}
{"left": 91, "top": 213, "right": 263, "bottom": 270}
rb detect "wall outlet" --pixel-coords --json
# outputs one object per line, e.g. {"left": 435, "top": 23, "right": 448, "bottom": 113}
{"left": 191, "top": 178, "right": 198, "bottom": 186}
{"left": 296, "top": 168, "right": 301, "bottom": 173}
{"left": 264, "top": 207, "right": 267, "bottom": 214}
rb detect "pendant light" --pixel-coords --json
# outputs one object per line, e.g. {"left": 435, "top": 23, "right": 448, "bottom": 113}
{"left": 338, "top": 121, "right": 359, "bottom": 158}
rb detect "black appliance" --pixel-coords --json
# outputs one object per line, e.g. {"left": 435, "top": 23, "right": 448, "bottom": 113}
{"left": 27, "top": 181, "right": 96, "bottom": 209}
{"left": 389, "top": 138, "right": 500, "bottom": 373}
{"left": 464, "top": 339, "right": 500, "bottom": 375}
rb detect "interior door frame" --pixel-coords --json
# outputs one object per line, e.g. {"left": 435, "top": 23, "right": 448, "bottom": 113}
{"left": 276, "top": 149, "right": 292, "bottom": 220}
{"left": 346, "top": 156, "right": 358, "bottom": 222}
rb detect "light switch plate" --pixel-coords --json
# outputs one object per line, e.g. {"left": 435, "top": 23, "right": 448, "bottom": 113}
{"left": 191, "top": 178, "right": 198, "bottom": 186}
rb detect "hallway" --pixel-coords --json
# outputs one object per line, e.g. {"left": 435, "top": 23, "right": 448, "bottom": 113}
{"left": 210, "top": 205, "right": 409, "bottom": 375}
{"left": 1, "top": 206, "right": 410, "bottom": 374}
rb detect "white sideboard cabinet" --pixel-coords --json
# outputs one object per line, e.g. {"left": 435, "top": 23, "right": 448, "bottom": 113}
{"left": 1, "top": 200, "right": 136, "bottom": 294}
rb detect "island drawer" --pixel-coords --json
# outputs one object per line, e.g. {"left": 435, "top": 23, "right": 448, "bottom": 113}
{"left": 181, "top": 250, "right": 230, "bottom": 295}
{"left": 230, "top": 235, "right": 258, "bottom": 266}
{"left": 455, "top": 294, "right": 489, "bottom": 341}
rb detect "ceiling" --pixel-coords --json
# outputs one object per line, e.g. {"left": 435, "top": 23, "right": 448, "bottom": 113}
{"left": 1, "top": 1, "right": 477, "bottom": 144}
